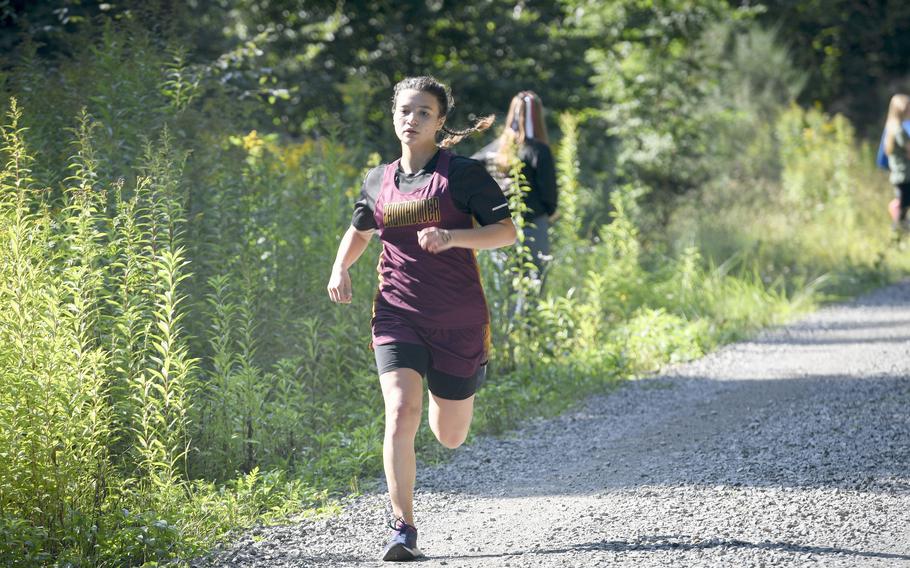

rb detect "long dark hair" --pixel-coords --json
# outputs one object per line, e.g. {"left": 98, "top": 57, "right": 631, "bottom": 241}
{"left": 495, "top": 91, "right": 548, "bottom": 172}
{"left": 391, "top": 76, "right": 494, "bottom": 148}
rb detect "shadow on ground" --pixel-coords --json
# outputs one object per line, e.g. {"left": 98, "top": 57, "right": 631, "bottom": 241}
{"left": 426, "top": 535, "right": 910, "bottom": 563}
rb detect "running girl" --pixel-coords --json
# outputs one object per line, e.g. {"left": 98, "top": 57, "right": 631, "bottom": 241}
{"left": 327, "top": 76, "right": 516, "bottom": 561}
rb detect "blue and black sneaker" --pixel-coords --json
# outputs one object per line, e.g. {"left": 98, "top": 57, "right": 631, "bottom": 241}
{"left": 381, "top": 518, "right": 423, "bottom": 561}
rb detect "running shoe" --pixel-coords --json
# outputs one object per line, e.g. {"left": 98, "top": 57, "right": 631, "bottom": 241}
{"left": 381, "top": 518, "right": 423, "bottom": 561}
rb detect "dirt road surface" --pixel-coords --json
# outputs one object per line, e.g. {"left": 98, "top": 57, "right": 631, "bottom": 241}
{"left": 192, "top": 281, "right": 910, "bottom": 567}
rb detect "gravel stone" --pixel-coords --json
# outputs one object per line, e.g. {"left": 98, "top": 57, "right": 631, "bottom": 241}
{"left": 189, "top": 280, "right": 910, "bottom": 567}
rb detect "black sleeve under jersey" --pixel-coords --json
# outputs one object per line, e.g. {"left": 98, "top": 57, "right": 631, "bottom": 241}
{"left": 448, "top": 157, "right": 512, "bottom": 226}
{"left": 350, "top": 166, "right": 383, "bottom": 231}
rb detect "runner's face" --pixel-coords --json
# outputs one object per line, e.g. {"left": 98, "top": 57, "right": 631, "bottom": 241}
{"left": 393, "top": 89, "right": 445, "bottom": 149}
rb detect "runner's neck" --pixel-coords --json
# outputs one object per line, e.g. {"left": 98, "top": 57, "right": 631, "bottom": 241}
{"left": 400, "top": 145, "right": 440, "bottom": 174}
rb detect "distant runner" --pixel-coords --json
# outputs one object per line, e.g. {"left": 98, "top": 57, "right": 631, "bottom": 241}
{"left": 883, "top": 94, "right": 910, "bottom": 237}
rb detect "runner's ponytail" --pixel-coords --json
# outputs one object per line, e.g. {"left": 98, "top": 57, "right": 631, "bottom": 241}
{"left": 439, "top": 115, "right": 495, "bottom": 149}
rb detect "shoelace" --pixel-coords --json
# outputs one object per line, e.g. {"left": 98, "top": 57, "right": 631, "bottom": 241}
{"left": 388, "top": 517, "right": 415, "bottom": 533}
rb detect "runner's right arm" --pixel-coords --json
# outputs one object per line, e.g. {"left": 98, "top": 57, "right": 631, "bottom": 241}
{"left": 328, "top": 167, "right": 383, "bottom": 304}
{"left": 327, "top": 225, "right": 374, "bottom": 304}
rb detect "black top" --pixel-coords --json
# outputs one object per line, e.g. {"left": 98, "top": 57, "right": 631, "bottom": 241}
{"left": 472, "top": 138, "right": 558, "bottom": 220}
{"left": 351, "top": 151, "right": 512, "bottom": 231}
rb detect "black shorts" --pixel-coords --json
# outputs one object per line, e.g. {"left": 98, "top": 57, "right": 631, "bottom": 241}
{"left": 374, "top": 342, "right": 486, "bottom": 400}
{"left": 896, "top": 183, "right": 910, "bottom": 210}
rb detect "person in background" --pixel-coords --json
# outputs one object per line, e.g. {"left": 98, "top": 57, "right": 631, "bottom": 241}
{"left": 884, "top": 94, "right": 910, "bottom": 237}
{"left": 327, "top": 75, "right": 516, "bottom": 561}
{"left": 473, "top": 91, "right": 558, "bottom": 271}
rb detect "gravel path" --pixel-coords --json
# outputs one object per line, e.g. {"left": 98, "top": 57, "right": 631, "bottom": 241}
{"left": 191, "top": 280, "right": 910, "bottom": 567}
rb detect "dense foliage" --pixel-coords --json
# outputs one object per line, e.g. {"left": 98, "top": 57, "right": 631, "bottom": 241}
{"left": 0, "top": 1, "right": 907, "bottom": 566}
{"left": 753, "top": 0, "right": 910, "bottom": 134}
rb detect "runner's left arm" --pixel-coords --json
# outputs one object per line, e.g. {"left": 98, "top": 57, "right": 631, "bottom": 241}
{"left": 418, "top": 157, "right": 516, "bottom": 254}
{"left": 418, "top": 218, "right": 515, "bottom": 253}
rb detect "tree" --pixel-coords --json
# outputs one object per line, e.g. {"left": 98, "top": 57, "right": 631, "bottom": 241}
{"left": 752, "top": 0, "right": 910, "bottom": 135}
{"left": 561, "top": 0, "right": 754, "bottom": 226}
{"left": 202, "top": 0, "right": 595, "bottom": 154}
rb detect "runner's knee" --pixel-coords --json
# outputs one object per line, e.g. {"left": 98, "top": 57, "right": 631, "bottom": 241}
{"left": 385, "top": 400, "right": 421, "bottom": 438}
{"left": 433, "top": 427, "right": 468, "bottom": 449}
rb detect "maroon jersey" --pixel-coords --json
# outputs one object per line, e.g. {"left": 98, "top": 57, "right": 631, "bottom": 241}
{"left": 373, "top": 150, "right": 489, "bottom": 328}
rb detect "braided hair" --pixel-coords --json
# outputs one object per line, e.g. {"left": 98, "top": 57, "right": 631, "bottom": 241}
{"left": 391, "top": 76, "right": 495, "bottom": 148}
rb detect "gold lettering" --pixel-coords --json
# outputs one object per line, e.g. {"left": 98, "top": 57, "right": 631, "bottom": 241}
{"left": 383, "top": 198, "right": 441, "bottom": 228}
